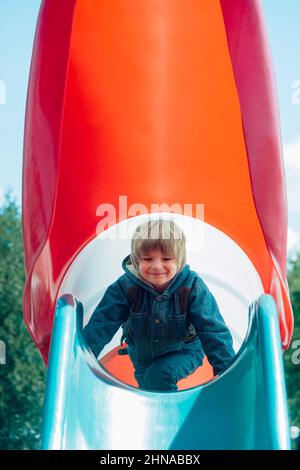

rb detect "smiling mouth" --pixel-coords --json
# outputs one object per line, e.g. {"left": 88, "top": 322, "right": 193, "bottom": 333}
{"left": 149, "top": 273, "right": 166, "bottom": 276}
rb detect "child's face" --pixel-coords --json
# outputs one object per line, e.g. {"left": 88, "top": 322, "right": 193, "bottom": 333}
{"left": 138, "top": 249, "right": 177, "bottom": 292}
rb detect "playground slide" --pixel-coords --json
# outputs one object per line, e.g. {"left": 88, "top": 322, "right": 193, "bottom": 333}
{"left": 41, "top": 294, "right": 290, "bottom": 450}
{"left": 22, "top": 0, "right": 294, "bottom": 451}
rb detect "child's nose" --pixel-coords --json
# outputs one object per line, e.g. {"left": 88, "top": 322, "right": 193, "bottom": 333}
{"left": 152, "top": 259, "right": 163, "bottom": 269}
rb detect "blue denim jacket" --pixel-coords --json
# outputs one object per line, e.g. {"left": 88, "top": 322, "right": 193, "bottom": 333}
{"left": 84, "top": 255, "right": 235, "bottom": 374}
{"left": 84, "top": 255, "right": 235, "bottom": 375}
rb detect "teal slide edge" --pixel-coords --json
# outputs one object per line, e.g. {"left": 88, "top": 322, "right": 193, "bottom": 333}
{"left": 41, "top": 294, "right": 291, "bottom": 450}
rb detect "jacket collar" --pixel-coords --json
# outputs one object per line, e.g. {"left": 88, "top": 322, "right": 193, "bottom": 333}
{"left": 122, "top": 254, "right": 190, "bottom": 295}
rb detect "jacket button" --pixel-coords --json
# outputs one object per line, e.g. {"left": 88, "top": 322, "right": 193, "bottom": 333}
{"left": 155, "top": 319, "right": 160, "bottom": 324}
{"left": 156, "top": 296, "right": 162, "bottom": 301}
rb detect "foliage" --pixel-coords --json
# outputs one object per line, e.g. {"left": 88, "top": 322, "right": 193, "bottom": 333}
{"left": 0, "top": 194, "right": 46, "bottom": 449}
{"left": 0, "top": 192, "right": 300, "bottom": 448}
{"left": 285, "top": 253, "right": 300, "bottom": 431}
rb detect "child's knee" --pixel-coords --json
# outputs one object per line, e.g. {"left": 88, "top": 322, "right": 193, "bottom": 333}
{"left": 143, "top": 362, "right": 177, "bottom": 391}
{"left": 134, "top": 370, "right": 146, "bottom": 389}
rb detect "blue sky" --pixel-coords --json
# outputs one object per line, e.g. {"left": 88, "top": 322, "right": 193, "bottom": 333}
{"left": 0, "top": 0, "right": 299, "bottom": 252}
{"left": 263, "top": 0, "right": 300, "bottom": 142}
{"left": 262, "top": 0, "right": 300, "bottom": 254}
{"left": 0, "top": 0, "right": 41, "bottom": 203}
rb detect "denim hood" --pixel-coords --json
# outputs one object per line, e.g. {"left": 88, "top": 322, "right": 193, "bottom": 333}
{"left": 121, "top": 254, "right": 192, "bottom": 295}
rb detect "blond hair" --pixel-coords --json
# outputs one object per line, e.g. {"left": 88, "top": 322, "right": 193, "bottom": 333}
{"left": 130, "top": 218, "right": 186, "bottom": 272}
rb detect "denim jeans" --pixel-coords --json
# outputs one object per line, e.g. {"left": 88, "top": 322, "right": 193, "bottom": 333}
{"left": 132, "top": 348, "right": 203, "bottom": 392}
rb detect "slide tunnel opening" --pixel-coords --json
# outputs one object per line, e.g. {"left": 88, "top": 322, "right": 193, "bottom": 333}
{"left": 58, "top": 213, "right": 264, "bottom": 390}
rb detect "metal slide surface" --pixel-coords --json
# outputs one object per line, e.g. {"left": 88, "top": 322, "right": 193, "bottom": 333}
{"left": 41, "top": 294, "right": 290, "bottom": 450}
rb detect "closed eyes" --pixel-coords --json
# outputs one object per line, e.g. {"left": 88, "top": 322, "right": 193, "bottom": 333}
{"left": 142, "top": 258, "right": 173, "bottom": 261}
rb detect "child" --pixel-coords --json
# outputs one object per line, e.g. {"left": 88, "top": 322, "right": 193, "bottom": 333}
{"left": 84, "top": 218, "right": 235, "bottom": 392}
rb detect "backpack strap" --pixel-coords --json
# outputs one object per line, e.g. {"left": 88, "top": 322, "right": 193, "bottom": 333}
{"left": 127, "top": 285, "right": 143, "bottom": 312}
{"left": 118, "top": 285, "right": 142, "bottom": 355}
{"left": 177, "top": 286, "right": 191, "bottom": 313}
{"left": 178, "top": 286, "right": 197, "bottom": 342}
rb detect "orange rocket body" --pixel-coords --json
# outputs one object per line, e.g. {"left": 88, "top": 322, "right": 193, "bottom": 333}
{"left": 23, "top": 0, "right": 292, "bottom": 366}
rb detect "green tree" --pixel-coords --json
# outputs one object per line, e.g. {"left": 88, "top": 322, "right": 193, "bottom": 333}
{"left": 0, "top": 195, "right": 46, "bottom": 449}
{"left": 0, "top": 192, "right": 299, "bottom": 448}
{"left": 285, "top": 253, "right": 300, "bottom": 430}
